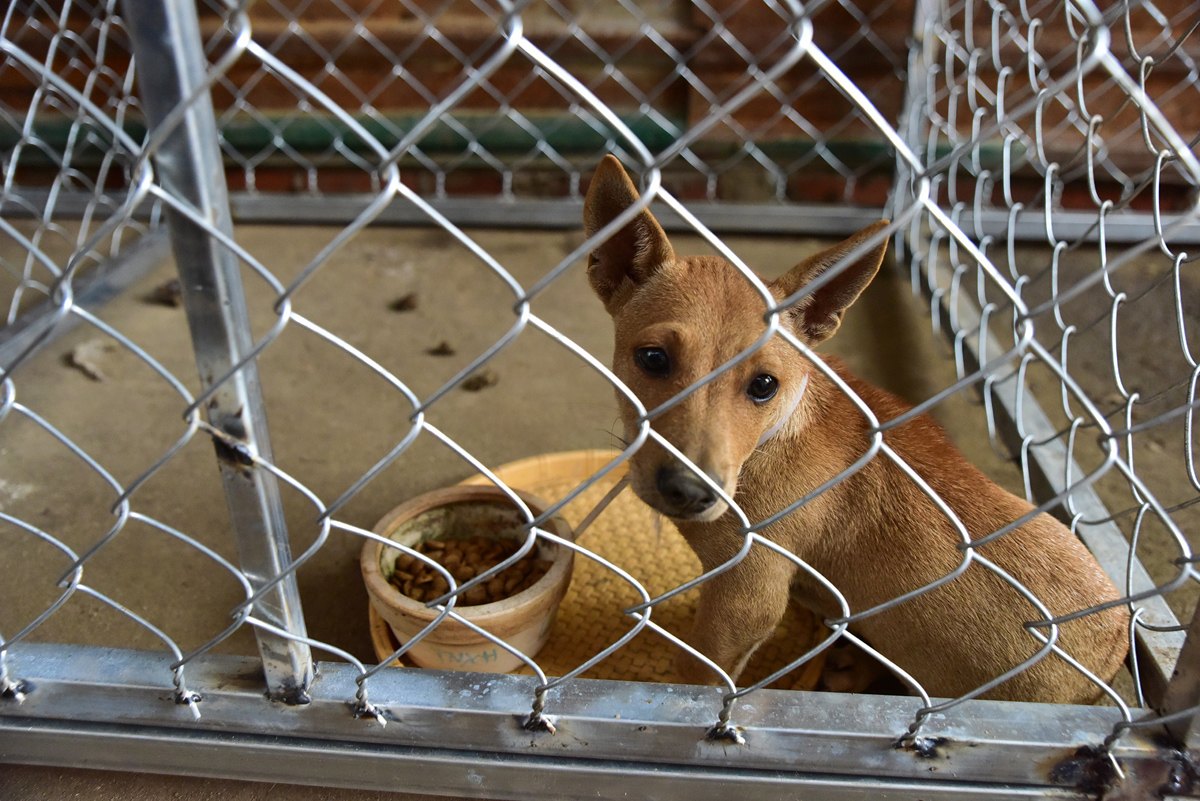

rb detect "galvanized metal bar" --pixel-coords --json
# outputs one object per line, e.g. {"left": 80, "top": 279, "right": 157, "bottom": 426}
{"left": 956, "top": 209, "right": 1200, "bottom": 247}
{"left": 1159, "top": 604, "right": 1200, "bottom": 746}
{"left": 0, "top": 642, "right": 1188, "bottom": 797}
{"left": 226, "top": 197, "right": 1200, "bottom": 244}
{"left": 120, "top": 0, "right": 312, "bottom": 700}
{"left": 226, "top": 196, "right": 893, "bottom": 236}
{"left": 0, "top": 719, "right": 1092, "bottom": 801}
{"left": 890, "top": 0, "right": 939, "bottom": 239}
{"left": 11, "top": 190, "right": 1200, "bottom": 244}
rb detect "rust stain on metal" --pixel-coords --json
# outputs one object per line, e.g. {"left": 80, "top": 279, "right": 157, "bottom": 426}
{"left": 211, "top": 434, "right": 254, "bottom": 467}
{"left": 1150, "top": 737, "right": 1199, "bottom": 798}
{"left": 705, "top": 722, "right": 746, "bottom": 745}
{"left": 897, "top": 735, "right": 950, "bottom": 759}
{"left": 1047, "top": 745, "right": 1118, "bottom": 797}
{"left": 519, "top": 711, "right": 557, "bottom": 735}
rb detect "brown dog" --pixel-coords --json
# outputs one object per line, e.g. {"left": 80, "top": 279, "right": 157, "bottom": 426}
{"left": 584, "top": 155, "right": 1128, "bottom": 703}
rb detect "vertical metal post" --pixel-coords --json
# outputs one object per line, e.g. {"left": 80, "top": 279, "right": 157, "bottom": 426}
{"left": 122, "top": 0, "right": 313, "bottom": 701}
{"left": 890, "top": 0, "right": 939, "bottom": 243}
{"left": 1158, "top": 604, "right": 1200, "bottom": 746}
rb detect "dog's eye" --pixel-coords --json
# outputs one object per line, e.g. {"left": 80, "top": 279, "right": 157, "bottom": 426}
{"left": 747, "top": 373, "right": 778, "bottom": 402}
{"left": 635, "top": 346, "right": 670, "bottom": 376}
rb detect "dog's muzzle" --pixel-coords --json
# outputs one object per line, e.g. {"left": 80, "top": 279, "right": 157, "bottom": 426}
{"left": 655, "top": 465, "right": 723, "bottom": 518}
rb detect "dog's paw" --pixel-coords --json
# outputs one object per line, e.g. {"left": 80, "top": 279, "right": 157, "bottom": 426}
{"left": 819, "top": 641, "right": 886, "bottom": 694}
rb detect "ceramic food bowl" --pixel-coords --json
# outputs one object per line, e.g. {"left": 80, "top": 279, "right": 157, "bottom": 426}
{"left": 362, "top": 484, "right": 574, "bottom": 673}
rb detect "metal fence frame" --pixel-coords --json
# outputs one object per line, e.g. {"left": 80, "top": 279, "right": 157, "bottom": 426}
{"left": 3, "top": 0, "right": 1200, "bottom": 798}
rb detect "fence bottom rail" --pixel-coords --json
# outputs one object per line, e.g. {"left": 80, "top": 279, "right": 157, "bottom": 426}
{"left": 0, "top": 643, "right": 1196, "bottom": 799}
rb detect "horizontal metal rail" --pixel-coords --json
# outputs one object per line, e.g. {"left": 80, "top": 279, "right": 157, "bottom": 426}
{"left": 1, "top": 718, "right": 1094, "bottom": 801}
{"left": 0, "top": 642, "right": 1192, "bottom": 799}
{"left": 0, "top": 718, "right": 1107, "bottom": 801}
{"left": 9, "top": 190, "right": 1200, "bottom": 242}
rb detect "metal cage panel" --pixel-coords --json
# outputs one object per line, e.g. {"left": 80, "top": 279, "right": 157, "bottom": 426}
{"left": 3, "top": 0, "right": 1200, "bottom": 798}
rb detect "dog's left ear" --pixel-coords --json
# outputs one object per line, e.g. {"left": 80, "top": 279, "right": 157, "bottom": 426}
{"left": 583, "top": 155, "right": 675, "bottom": 313}
{"left": 771, "top": 220, "right": 890, "bottom": 344}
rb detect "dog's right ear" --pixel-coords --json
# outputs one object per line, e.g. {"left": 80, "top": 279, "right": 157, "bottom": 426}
{"left": 583, "top": 155, "right": 674, "bottom": 312}
{"left": 771, "top": 220, "right": 890, "bottom": 345}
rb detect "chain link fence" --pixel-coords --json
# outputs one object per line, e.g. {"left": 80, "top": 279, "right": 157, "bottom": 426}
{"left": 3, "top": 0, "right": 1200, "bottom": 797}
{"left": 894, "top": 0, "right": 1200, "bottom": 751}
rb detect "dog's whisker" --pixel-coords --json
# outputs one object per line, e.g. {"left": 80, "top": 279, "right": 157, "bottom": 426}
{"left": 603, "top": 418, "right": 633, "bottom": 451}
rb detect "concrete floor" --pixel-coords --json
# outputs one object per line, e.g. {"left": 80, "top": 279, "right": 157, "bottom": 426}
{"left": 0, "top": 222, "right": 1185, "bottom": 797}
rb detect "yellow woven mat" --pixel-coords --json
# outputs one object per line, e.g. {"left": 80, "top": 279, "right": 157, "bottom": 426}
{"left": 370, "top": 450, "right": 826, "bottom": 690}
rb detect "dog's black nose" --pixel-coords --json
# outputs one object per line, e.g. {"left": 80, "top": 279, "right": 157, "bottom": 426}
{"left": 656, "top": 466, "right": 720, "bottom": 516}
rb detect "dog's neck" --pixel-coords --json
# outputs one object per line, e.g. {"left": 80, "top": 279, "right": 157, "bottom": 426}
{"left": 735, "top": 357, "right": 891, "bottom": 536}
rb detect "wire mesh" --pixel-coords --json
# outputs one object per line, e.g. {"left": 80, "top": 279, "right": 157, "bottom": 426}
{"left": 194, "top": 0, "right": 911, "bottom": 205}
{"left": 2, "top": 0, "right": 1200, "bottom": 792}
{"left": 895, "top": 0, "right": 1200, "bottom": 727}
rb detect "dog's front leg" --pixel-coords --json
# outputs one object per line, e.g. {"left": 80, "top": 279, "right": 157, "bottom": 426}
{"left": 674, "top": 547, "right": 797, "bottom": 685}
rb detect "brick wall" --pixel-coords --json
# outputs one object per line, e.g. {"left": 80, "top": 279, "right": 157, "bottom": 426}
{"left": 2, "top": 0, "right": 1196, "bottom": 207}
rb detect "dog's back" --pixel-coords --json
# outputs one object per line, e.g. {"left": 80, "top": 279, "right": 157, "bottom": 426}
{"left": 584, "top": 154, "right": 1129, "bottom": 702}
{"left": 736, "top": 358, "right": 1130, "bottom": 703}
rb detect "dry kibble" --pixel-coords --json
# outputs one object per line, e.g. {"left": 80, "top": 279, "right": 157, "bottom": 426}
{"left": 388, "top": 534, "right": 554, "bottom": 606}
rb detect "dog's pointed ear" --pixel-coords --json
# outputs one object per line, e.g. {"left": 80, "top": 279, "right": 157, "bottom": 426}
{"left": 771, "top": 220, "right": 891, "bottom": 344}
{"left": 583, "top": 156, "right": 674, "bottom": 312}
